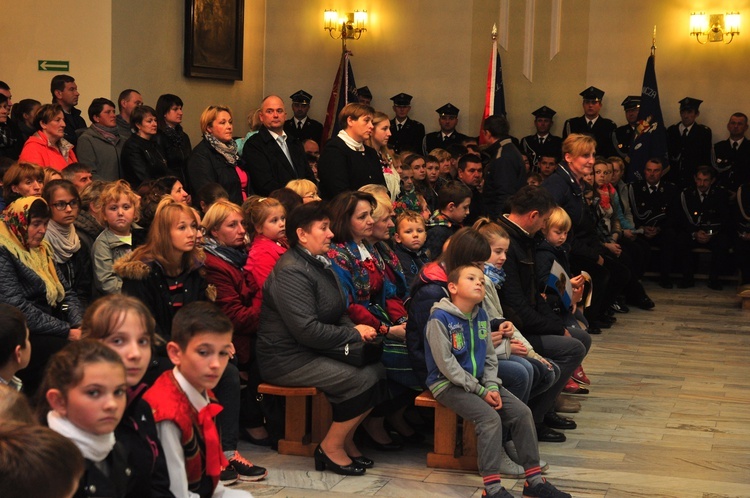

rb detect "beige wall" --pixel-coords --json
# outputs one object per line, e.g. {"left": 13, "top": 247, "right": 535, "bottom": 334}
{"left": 587, "top": 0, "right": 750, "bottom": 139}
{"left": 111, "top": 0, "right": 266, "bottom": 143}
{"left": 0, "top": 0, "right": 112, "bottom": 115}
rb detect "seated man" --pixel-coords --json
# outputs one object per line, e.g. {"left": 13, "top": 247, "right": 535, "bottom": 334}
{"left": 673, "top": 165, "right": 732, "bottom": 290}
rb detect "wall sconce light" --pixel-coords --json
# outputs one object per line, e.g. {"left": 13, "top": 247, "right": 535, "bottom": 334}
{"left": 690, "top": 11, "right": 740, "bottom": 44}
{"left": 324, "top": 9, "right": 367, "bottom": 43}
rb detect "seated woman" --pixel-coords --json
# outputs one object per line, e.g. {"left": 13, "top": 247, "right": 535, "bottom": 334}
{"left": 0, "top": 196, "right": 83, "bottom": 395}
{"left": 121, "top": 105, "right": 169, "bottom": 188}
{"left": 19, "top": 104, "right": 77, "bottom": 170}
{"left": 0, "top": 93, "right": 20, "bottom": 160}
{"left": 2, "top": 161, "right": 43, "bottom": 205}
{"left": 327, "top": 189, "right": 417, "bottom": 448}
{"left": 286, "top": 178, "right": 320, "bottom": 203}
{"left": 42, "top": 180, "right": 93, "bottom": 307}
{"left": 258, "top": 201, "right": 386, "bottom": 476}
{"left": 187, "top": 105, "right": 249, "bottom": 206}
{"left": 202, "top": 199, "right": 269, "bottom": 445}
{"left": 154, "top": 93, "right": 192, "bottom": 185}
{"left": 76, "top": 97, "right": 125, "bottom": 181}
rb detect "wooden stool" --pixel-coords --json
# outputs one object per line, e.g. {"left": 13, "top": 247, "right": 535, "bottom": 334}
{"left": 738, "top": 285, "right": 750, "bottom": 310}
{"left": 257, "top": 383, "right": 332, "bottom": 457}
{"left": 415, "top": 390, "right": 478, "bottom": 471}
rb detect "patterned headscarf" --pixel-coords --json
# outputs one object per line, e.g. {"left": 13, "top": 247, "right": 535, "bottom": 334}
{"left": 0, "top": 197, "right": 65, "bottom": 306}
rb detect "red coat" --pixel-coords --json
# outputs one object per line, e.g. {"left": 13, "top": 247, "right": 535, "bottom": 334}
{"left": 245, "top": 234, "right": 287, "bottom": 311}
{"left": 203, "top": 252, "right": 260, "bottom": 364}
{"left": 19, "top": 132, "right": 77, "bottom": 171}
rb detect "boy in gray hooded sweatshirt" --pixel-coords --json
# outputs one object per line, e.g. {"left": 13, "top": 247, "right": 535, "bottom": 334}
{"left": 424, "top": 264, "right": 570, "bottom": 498}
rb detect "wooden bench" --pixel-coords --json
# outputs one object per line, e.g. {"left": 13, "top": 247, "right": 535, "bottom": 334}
{"left": 738, "top": 285, "right": 750, "bottom": 310}
{"left": 415, "top": 390, "right": 478, "bottom": 471}
{"left": 257, "top": 383, "right": 332, "bottom": 457}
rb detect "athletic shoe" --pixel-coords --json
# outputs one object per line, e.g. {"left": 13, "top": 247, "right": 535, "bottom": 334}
{"left": 523, "top": 478, "right": 572, "bottom": 497}
{"left": 227, "top": 450, "right": 268, "bottom": 482}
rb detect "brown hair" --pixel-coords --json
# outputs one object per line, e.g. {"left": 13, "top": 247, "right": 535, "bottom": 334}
{"left": 2, "top": 162, "right": 44, "bottom": 202}
{"left": 35, "top": 340, "right": 125, "bottom": 422}
{"left": 32, "top": 103, "right": 63, "bottom": 131}
{"left": 202, "top": 198, "right": 244, "bottom": 238}
{"left": 338, "top": 103, "right": 374, "bottom": 130}
{"left": 395, "top": 210, "right": 426, "bottom": 230}
{"left": 241, "top": 195, "right": 285, "bottom": 242}
{"left": 0, "top": 421, "right": 84, "bottom": 498}
{"left": 0, "top": 384, "right": 35, "bottom": 424}
{"left": 472, "top": 217, "right": 510, "bottom": 245}
{"left": 81, "top": 294, "right": 157, "bottom": 345}
{"left": 438, "top": 227, "right": 491, "bottom": 274}
{"left": 171, "top": 301, "right": 233, "bottom": 350}
{"left": 328, "top": 190, "right": 376, "bottom": 243}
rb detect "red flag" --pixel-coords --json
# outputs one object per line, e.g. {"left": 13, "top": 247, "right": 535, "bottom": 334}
{"left": 478, "top": 25, "right": 507, "bottom": 145}
{"left": 322, "top": 51, "right": 358, "bottom": 145}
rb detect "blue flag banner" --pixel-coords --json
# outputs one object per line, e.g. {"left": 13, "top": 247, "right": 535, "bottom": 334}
{"left": 479, "top": 27, "right": 506, "bottom": 144}
{"left": 629, "top": 53, "right": 668, "bottom": 182}
{"left": 322, "top": 51, "right": 358, "bottom": 145}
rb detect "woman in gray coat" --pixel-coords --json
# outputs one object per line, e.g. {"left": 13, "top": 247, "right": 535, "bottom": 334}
{"left": 257, "top": 201, "right": 386, "bottom": 477}
{"left": 76, "top": 98, "right": 125, "bottom": 181}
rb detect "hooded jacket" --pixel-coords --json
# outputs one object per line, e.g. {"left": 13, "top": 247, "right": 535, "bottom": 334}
{"left": 425, "top": 297, "right": 500, "bottom": 397}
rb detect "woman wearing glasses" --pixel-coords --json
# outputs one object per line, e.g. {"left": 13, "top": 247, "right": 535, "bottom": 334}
{"left": 41, "top": 179, "right": 93, "bottom": 307}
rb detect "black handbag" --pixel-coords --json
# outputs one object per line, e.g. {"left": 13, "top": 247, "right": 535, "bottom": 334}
{"left": 321, "top": 336, "right": 384, "bottom": 367}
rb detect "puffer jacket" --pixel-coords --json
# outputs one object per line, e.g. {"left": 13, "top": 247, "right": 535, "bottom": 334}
{"left": 0, "top": 245, "right": 83, "bottom": 337}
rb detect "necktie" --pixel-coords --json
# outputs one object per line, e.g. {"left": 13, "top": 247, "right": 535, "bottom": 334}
{"left": 587, "top": 121, "right": 593, "bottom": 130}
{"left": 297, "top": 121, "right": 303, "bottom": 131}
{"left": 277, "top": 136, "right": 293, "bottom": 166}
{"left": 682, "top": 128, "right": 689, "bottom": 138}
{"left": 442, "top": 134, "right": 448, "bottom": 142}
{"left": 539, "top": 137, "right": 545, "bottom": 145}
{"left": 649, "top": 186, "right": 656, "bottom": 194}
{"left": 397, "top": 124, "right": 403, "bottom": 131}
{"left": 700, "top": 193, "right": 705, "bottom": 203}
{"left": 733, "top": 141, "right": 739, "bottom": 151}
{"left": 198, "top": 403, "right": 228, "bottom": 480}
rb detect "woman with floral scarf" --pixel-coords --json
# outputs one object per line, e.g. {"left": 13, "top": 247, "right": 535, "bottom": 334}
{"left": 187, "top": 105, "right": 250, "bottom": 206}
{"left": 0, "top": 196, "right": 83, "bottom": 395}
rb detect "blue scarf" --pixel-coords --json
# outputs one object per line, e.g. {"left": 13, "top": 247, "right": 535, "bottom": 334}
{"left": 483, "top": 263, "right": 506, "bottom": 288}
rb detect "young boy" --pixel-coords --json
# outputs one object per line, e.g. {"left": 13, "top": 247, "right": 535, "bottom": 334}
{"left": 0, "top": 303, "right": 31, "bottom": 392}
{"left": 424, "top": 180, "right": 472, "bottom": 259}
{"left": 425, "top": 265, "right": 570, "bottom": 498}
{"left": 144, "top": 302, "right": 257, "bottom": 498}
{"left": 393, "top": 211, "right": 430, "bottom": 286}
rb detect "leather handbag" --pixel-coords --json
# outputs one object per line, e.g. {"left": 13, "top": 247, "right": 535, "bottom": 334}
{"left": 321, "top": 336, "right": 384, "bottom": 367}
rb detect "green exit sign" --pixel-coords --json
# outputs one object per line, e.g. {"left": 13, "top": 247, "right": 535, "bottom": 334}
{"left": 38, "top": 60, "right": 70, "bottom": 71}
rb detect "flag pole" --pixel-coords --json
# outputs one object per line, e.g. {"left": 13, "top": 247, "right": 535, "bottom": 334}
{"left": 651, "top": 25, "right": 656, "bottom": 55}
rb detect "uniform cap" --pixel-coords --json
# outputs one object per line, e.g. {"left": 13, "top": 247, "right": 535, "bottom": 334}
{"left": 357, "top": 86, "right": 372, "bottom": 99}
{"left": 436, "top": 103, "right": 460, "bottom": 116}
{"left": 621, "top": 96, "right": 641, "bottom": 110}
{"left": 579, "top": 86, "right": 605, "bottom": 101}
{"left": 390, "top": 93, "right": 413, "bottom": 106}
{"left": 532, "top": 106, "right": 556, "bottom": 119}
{"left": 678, "top": 97, "right": 702, "bottom": 111}
{"left": 290, "top": 90, "right": 313, "bottom": 104}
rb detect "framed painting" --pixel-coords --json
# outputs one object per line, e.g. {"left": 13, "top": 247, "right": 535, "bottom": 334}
{"left": 184, "top": 0, "right": 244, "bottom": 80}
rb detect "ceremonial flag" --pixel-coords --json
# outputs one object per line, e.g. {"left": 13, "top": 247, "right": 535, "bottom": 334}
{"left": 629, "top": 52, "right": 668, "bottom": 182}
{"left": 478, "top": 24, "right": 506, "bottom": 145}
{"left": 322, "top": 51, "right": 358, "bottom": 145}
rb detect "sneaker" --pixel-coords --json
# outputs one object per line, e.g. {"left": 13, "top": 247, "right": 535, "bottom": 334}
{"left": 498, "top": 448, "right": 525, "bottom": 478}
{"left": 219, "top": 465, "right": 239, "bottom": 486}
{"left": 562, "top": 378, "right": 589, "bottom": 395}
{"left": 504, "top": 441, "right": 549, "bottom": 472}
{"left": 523, "top": 478, "right": 571, "bottom": 498}
{"left": 571, "top": 365, "right": 590, "bottom": 385}
{"left": 227, "top": 450, "right": 268, "bottom": 482}
{"left": 482, "top": 487, "right": 514, "bottom": 498}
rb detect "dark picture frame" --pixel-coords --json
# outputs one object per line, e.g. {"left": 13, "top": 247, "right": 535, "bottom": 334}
{"left": 184, "top": 0, "right": 244, "bottom": 80}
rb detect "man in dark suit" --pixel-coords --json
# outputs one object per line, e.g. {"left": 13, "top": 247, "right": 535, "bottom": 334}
{"left": 613, "top": 96, "right": 640, "bottom": 163}
{"left": 389, "top": 93, "right": 425, "bottom": 154}
{"left": 422, "top": 103, "right": 468, "bottom": 155}
{"left": 521, "top": 106, "right": 562, "bottom": 168}
{"left": 628, "top": 158, "right": 679, "bottom": 288}
{"left": 713, "top": 112, "right": 750, "bottom": 192}
{"left": 673, "top": 165, "right": 731, "bottom": 290}
{"left": 666, "top": 97, "right": 712, "bottom": 188}
{"left": 483, "top": 115, "right": 527, "bottom": 219}
{"left": 244, "top": 95, "right": 314, "bottom": 196}
{"left": 562, "top": 86, "right": 617, "bottom": 157}
{"left": 283, "top": 90, "right": 324, "bottom": 145}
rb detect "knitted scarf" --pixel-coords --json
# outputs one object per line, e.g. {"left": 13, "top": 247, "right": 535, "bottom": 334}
{"left": 0, "top": 197, "right": 65, "bottom": 306}
{"left": 203, "top": 237, "right": 247, "bottom": 269}
{"left": 44, "top": 219, "right": 81, "bottom": 263}
{"left": 337, "top": 129, "right": 364, "bottom": 151}
{"left": 161, "top": 124, "right": 185, "bottom": 151}
{"left": 483, "top": 262, "right": 506, "bottom": 288}
{"left": 93, "top": 123, "right": 120, "bottom": 145}
{"left": 204, "top": 133, "right": 239, "bottom": 165}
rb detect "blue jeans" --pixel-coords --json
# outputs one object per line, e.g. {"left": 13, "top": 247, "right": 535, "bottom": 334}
{"left": 496, "top": 355, "right": 533, "bottom": 403}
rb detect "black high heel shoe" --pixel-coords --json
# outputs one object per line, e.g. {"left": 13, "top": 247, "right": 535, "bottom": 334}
{"left": 348, "top": 455, "right": 374, "bottom": 468}
{"left": 314, "top": 445, "right": 366, "bottom": 476}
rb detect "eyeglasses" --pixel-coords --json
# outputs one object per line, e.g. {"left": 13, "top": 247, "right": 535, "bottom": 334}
{"left": 51, "top": 200, "right": 80, "bottom": 211}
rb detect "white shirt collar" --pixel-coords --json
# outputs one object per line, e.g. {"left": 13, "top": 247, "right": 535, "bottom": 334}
{"left": 586, "top": 116, "right": 599, "bottom": 126}
{"left": 173, "top": 367, "right": 209, "bottom": 411}
{"left": 679, "top": 123, "right": 694, "bottom": 134}
{"left": 395, "top": 118, "right": 407, "bottom": 126}
{"left": 294, "top": 117, "right": 307, "bottom": 127}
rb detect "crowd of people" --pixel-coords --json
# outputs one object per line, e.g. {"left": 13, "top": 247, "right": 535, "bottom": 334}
{"left": 0, "top": 74, "right": 749, "bottom": 498}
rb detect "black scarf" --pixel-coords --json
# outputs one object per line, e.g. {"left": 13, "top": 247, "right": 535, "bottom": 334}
{"left": 203, "top": 237, "right": 247, "bottom": 269}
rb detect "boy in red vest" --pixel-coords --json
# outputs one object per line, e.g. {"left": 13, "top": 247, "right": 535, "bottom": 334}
{"left": 145, "top": 302, "right": 259, "bottom": 498}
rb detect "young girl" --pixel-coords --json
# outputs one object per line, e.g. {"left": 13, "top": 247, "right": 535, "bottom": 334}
{"left": 91, "top": 180, "right": 145, "bottom": 295}
{"left": 81, "top": 295, "right": 172, "bottom": 498}
{"left": 115, "top": 196, "right": 205, "bottom": 340}
{"left": 473, "top": 218, "right": 558, "bottom": 407}
{"left": 43, "top": 179, "right": 93, "bottom": 307}
{"left": 39, "top": 340, "right": 131, "bottom": 498}
{"left": 244, "top": 195, "right": 288, "bottom": 301}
